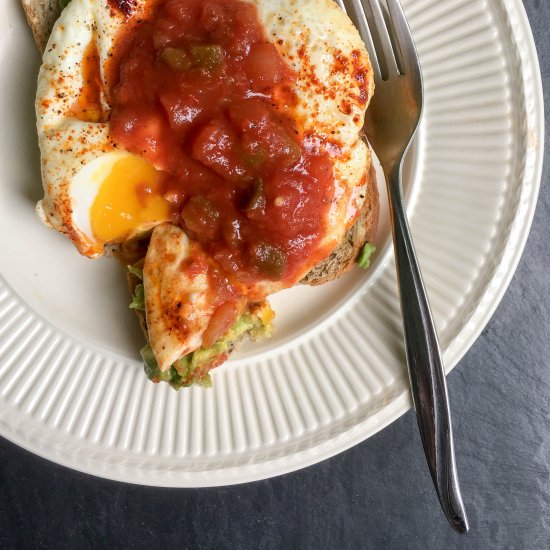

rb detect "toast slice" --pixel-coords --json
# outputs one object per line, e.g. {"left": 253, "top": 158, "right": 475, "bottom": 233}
{"left": 22, "top": 0, "right": 379, "bottom": 285}
{"left": 301, "top": 164, "right": 378, "bottom": 285}
{"left": 21, "top": 0, "right": 61, "bottom": 53}
{"left": 25, "top": 1, "right": 380, "bottom": 387}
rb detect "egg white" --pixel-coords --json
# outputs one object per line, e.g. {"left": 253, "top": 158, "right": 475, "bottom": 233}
{"left": 35, "top": 0, "right": 148, "bottom": 257}
{"left": 144, "top": 224, "right": 216, "bottom": 371}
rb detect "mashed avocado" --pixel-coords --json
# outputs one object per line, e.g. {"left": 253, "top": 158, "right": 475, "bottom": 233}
{"left": 357, "top": 242, "right": 376, "bottom": 269}
{"left": 128, "top": 265, "right": 273, "bottom": 389}
{"left": 140, "top": 310, "right": 272, "bottom": 389}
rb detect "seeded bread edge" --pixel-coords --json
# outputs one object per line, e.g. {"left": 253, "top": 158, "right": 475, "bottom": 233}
{"left": 21, "top": 0, "right": 61, "bottom": 53}
{"left": 301, "top": 164, "right": 379, "bottom": 285}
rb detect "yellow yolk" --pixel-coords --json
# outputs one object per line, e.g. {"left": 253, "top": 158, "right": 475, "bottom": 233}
{"left": 90, "top": 155, "right": 171, "bottom": 243}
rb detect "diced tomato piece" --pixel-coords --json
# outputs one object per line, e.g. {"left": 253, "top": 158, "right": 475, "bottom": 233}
{"left": 223, "top": 218, "right": 243, "bottom": 248}
{"left": 228, "top": 98, "right": 271, "bottom": 131}
{"left": 209, "top": 266, "right": 240, "bottom": 303}
{"left": 200, "top": 2, "right": 229, "bottom": 35}
{"left": 212, "top": 247, "right": 243, "bottom": 274}
{"left": 181, "top": 196, "right": 222, "bottom": 239}
{"left": 245, "top": 43, "right": 290, "bottom": 91}
{"left": 229, "top": 99, "right": 301, "bottom": 168}
{"left": 230, "top": 4, "right": 263, "bottom": 57}
{"left": 163, "top": 0, "right": 200, "bottom": 26}
{"left": 202, "top": 301, "right": 238, "bottom": 347}
{"left": 192, "top": 119, "right": 247, "bottom": 181}
{"left": 265, "top": 154, "right": 333, "bottom": 236}
{"left": 160, "top": 91, "right": 202, "bottom": 130}
{"left": 152, "top": 18, "right": 182, "bottom": 49}
{"left": 110, "top": 107, "right": 167, "bottom": 163}
{"left": 234, "top": 3, "right": 260, "bottom": 29}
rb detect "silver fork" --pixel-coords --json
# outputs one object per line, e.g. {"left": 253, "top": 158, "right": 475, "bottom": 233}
{"left": 341, "top": 0, "right": 469, "bottom": 533}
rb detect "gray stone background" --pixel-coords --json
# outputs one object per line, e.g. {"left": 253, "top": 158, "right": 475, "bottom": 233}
{"left": 1, "top": 0, "right": 548, "bottom": 548}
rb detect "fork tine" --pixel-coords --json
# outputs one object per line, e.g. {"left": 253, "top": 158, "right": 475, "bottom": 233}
{"left": 386, "top": 0, "right": 420, "bottom": 77}
{"left": 341, "top": 0, "right": 382, "bottom": 82}
{"left": 365, "top": 0, "right": 400, "bottom": 79}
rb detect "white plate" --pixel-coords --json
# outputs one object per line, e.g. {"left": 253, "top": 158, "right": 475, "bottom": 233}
{"left": 0, "top": 0, "right": 543, "bottom": 486}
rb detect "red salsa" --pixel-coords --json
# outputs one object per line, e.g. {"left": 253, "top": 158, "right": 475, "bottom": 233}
{"left": 110, "top": 0, "right": 334, "bottom": 284}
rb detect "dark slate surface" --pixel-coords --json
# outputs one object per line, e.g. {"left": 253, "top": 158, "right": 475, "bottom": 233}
{"left": 1, "top": 1, "right": 548, "bottom": 548}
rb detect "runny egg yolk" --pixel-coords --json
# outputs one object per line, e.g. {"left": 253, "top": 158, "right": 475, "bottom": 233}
{"left": 90, "top": 155, "right": 170, "bottom": 243}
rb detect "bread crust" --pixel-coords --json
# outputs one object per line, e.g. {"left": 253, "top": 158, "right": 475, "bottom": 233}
{"left": 301, "top": 164, "right": 379, "bottom": 285}
{"left": 21, "top": 0, "right": 61, "bottom": 53}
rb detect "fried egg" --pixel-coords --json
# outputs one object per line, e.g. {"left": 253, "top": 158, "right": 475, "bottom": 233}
{"left": 36, "top": 0, "right": 372, "bottom": 258}
{"left": 144, "top": 224, "right": 215, "bottom": 370}
{"left": 36, "top": 0, "right": 374, "bottom": 374}
{"left": 36, "top": 0, "right": 173, "bottom": 257}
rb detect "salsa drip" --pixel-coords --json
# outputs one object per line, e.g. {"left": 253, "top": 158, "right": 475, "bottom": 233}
{"left": 110, "top": 0, "right": 335, "bottom": 284}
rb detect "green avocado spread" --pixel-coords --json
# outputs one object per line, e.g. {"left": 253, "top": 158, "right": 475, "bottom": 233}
{"left": 140, "top": 313, "right": 271, "bottom": 389}
{"left": 357, "top": 242, "right": 376, "bottom": 269}
{"left": 128, "top": 266, "right": 272, "bottom": 390}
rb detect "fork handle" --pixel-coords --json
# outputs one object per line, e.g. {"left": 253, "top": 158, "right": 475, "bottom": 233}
{"left": 386, "top": 162, "right": 469, "bottom": 534}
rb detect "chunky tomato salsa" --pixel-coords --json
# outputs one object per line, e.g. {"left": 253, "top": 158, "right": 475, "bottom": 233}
{"left": 110, "top": 0, "right": 335, "bottom": 284}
